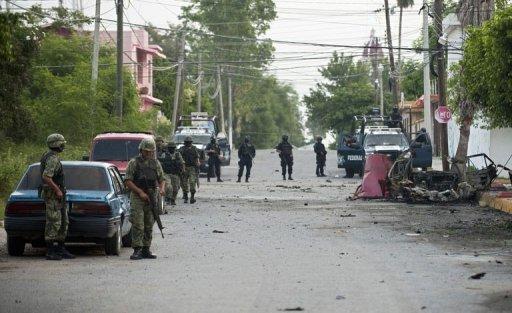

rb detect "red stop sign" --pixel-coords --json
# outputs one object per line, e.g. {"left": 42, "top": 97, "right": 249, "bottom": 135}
{"left": 435, "top": 106, "right": 452, "bottom": 123}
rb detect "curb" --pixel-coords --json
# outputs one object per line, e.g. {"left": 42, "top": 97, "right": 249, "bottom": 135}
{"left": 479, "top": 192, "right": 512, "bottom": 214}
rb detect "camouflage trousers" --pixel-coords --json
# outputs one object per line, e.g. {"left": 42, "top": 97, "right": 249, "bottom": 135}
{"left": 44, "top": 197, "right": 69, "bottom": 242}
{"left": 129, "top": 192, "right": 155, "bottom": 248}
{"left": 164, "top": 173, "right": 181, "bottom": 200}
{"left": 181, "top": 166, "right": 198, "bottom": 194}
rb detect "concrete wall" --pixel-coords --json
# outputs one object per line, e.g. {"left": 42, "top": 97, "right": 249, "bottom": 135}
{"left": 490, "top": 128, "right": 512, "bottom": 173}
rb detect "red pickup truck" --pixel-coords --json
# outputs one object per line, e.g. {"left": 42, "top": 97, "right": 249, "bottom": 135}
{"left": 84, "top": 132, "right": 154, "bottom": 176}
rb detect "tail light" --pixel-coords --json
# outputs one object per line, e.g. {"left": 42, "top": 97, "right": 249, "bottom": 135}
{"left": 72, "top": 202, "right": 111, "bottom": 215}
{"left": 5, "top": 202, "right": 45, "bottom": 215}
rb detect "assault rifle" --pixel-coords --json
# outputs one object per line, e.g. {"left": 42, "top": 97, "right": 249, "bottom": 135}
{"left": 143, "top": 175, "right": 165, "bottom": 239}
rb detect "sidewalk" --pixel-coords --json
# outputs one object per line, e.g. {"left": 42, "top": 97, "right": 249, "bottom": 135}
{"left": 479, "top": 189, "right": 512, "bottom": 214}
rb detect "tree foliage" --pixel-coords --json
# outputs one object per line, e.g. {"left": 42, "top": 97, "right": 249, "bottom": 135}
{"left": 461, "top": 6, "right": 512, "bottom": 128}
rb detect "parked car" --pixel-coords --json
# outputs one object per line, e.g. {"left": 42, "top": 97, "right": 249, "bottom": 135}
{"left": 4, "top": 161, "right": 132, "bottom": 256}
{"left": 84, "top": 132, "right": 153, "bottom": 176}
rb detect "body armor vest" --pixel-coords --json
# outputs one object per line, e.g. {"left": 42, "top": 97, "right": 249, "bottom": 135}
{"left": 133, "top": 156, "right": 158, "bottom": 191}
{"left": 40, "top": 150, "right": 64, "bottom": 188}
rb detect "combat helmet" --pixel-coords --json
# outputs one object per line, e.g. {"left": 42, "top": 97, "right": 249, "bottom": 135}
{"left": 184, "top": 136, "right": 193, "bottom": 143}
{"left": 139, "top": 138, "right": 156, "bottom": 151}
{"left": 46, "top": 133, "right": 66, "bottom": 149}
{"left": 167, "top": 141, "right": 177, "bottom": 148}
{"left": 282, "top": 135, "right": 289, "bottom": 141}
{"left": 155, "top": 136, "right": 164, "bottom": 143}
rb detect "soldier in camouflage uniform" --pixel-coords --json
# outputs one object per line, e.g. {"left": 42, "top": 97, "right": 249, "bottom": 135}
{"left": 179, "top": 136, "right": 200, "bottom": 204}
{"left": 124, "top": 138, "right": 165, "bottom": 260}
{"left": 160, "top": 142, "right": 184, "bottom": 205}
{"left": 155, "top": 136, "right": 165, "bottom": 156}
{"left": 41, "top": 133, "right": 75, "bottom": 261}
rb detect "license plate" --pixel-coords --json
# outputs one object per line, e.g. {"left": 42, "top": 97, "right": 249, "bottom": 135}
{"left": 347, "top": 155, "right": 362, "bottom": 161}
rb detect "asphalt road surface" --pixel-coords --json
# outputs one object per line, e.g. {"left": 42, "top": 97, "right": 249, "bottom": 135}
{"left": 1, "top": 149, "right": 512, "bottom": 313}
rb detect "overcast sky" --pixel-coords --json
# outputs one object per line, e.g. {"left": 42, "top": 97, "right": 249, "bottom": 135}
{"left": 8, "top": 0, "right": 425, "bottom": 97}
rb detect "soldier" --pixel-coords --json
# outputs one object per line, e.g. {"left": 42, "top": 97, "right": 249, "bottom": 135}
{"left": 160, "top": 142, "right": 184, "bottom": 206}
{"left": 155, "top": 136, "right": 166, "bottom": 157}
{"left": 206, "top": 136, "right": 223, "bottom": 182}
{"left": 124, "top": 138, "right": 165, "bottom": 260}
{"left": 41, "top": 133, "right": 75, "bottom": 261}
{"left": 237, "top": 136, "right": 256, "bottom": 183}
{"left": 314, "top": 136, "right": 327, "bottom": 177}
{"left": 179, "top": 136, "right": 200, "bottom": 204}
{"left": 276, "top": 135, "right": 294, "bottom": 180}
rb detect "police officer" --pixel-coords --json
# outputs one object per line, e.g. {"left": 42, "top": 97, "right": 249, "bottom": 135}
{"left": 389, "top": 107, "right": 403, "bottom": 130}
{"left": 124, "top": 138, "right": 165, "bottom": 260}
{"left": 160, "top": 142, "right": 184, "bottom": 205}
{"left": 179, "top": 136, "right": 200, "bottom": 204}
{"left": 276, "top": 135, "right": 294, "bottom": 180}
{"left": 206, "top": 136, "right": 222, "bottom": 182}
{"left": 314, "top": 136, "right": 327, "bottom": 177}
{"left": 237, "top": 136, "right": 256, "bottom": 183}
{"left": 41, "top": 133, "right": 75, "bottom": 261}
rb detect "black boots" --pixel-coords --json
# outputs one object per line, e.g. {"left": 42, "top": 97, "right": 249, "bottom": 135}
{"left": 130, "top": 247, "right": 143, "bottom": 260}
{"left": 46, "top": 242, "right": 62, "bottom": 261}
{"left": 190, "top": 192, "right": 196, "bottom": 204}
{"left": 170, "top": 198, "right": 176, "bottom": 205}
{"left": 142, "top": 247, "right": 157, "bottom": 259}
{"left": 207, "top": 177, "right": 211, "bottom": 182}
{"left": 237, "top": 177, "right": 241, "bottom": 183}
{"left": 217, "top": 178, "right": 223, "bottom": 182}
{"left": 288, "top": 175, "right": 293, "bottom": 180}
{"left": 57, "top": 242, "right": 75, "bottom": 259}
{"left": 183, "top": 193, "right": 189, "bottom": 203}
{"left": 245, "top": 177, "right": 249, "bottom": 183}
{"left": 282, "top": 175, "right": 286, "bottom": 181}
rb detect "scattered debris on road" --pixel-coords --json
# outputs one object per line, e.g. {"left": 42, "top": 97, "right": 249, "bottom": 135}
{"left": 278, "top": 307, "right": 304, "bottom": 312}
{"left": 469, "top": 272, "right": 486, "bottom": 280}
{"left": 340, "top": 214, "right": 356, "bottom": 217}
{"left": 212, "top": 230, "right": 228, "bottom": 234}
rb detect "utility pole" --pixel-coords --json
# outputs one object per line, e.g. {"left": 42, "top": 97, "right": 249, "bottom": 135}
{"left": 228, "top": 72, "right": 233, "bottom": 150}
{"left": 384, "top": 0, "right": 399, "bottom": 108}
{"left": 378, "top": 65, "right": 384, "bottom": 115}
{"left": 422, "top": 0, "right": 433, "bottom": 150}
{"left": 217, "top": 65, "right": 226, "bottom": 134}
{"left": 434, "top": 0, "right": 449, "bottom": 171}
{"left": 91, "top": 0, "right": 101, "bottom": 93}
{"left": 197, "top": 54, "right": 202, "bottom": 112}
{"left": 172, "top": 28, "right": 185, "bottom": 132}
{"left": 115, "top": 0, "right": 123, "bottom": 119}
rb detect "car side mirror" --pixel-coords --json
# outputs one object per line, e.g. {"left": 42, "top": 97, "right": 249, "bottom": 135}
{"left": 82, "top": 155, "right": 89, "bottom": 161}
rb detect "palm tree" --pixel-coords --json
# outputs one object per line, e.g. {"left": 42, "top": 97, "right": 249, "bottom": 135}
{"left": 396, "top": 0, "right": 414, "bottom": 82}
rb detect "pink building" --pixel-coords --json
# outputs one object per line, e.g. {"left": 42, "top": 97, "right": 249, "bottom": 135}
{"left": 100, "top": 29, "right": 166, "bottom": 111}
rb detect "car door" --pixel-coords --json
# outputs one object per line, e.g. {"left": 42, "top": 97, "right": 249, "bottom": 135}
{"left": 411, "top": 132, "right": 433, "bottom": 169}
{"left": 108, "top": 167, "right": 131, "bottom": 235}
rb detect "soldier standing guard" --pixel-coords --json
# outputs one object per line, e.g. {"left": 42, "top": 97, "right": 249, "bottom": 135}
{"left": 314, "top": 136, "right": 327, "bottom": 177}
{"left": 276, "top": 135, "right": 294, "bottom": 180}
{"left": 160, "top": 142, "right": 184, "bottom": 205}
{"left": 155, "top": 136, "right": 165, "bottom": 156}
{"left": 41, "top": 133, "right": 75, "bottom": 261}
{"left": 206, "top": 136, "right": 223, "bottom": 182}
{"left": 237, "top": 136, "right": 256, "bottom": 183}
{"left": 179, "top": 136, "right": 200, "bottom": 204}
{"left": 124, "top": 138, "right": 165, "bottom": 260}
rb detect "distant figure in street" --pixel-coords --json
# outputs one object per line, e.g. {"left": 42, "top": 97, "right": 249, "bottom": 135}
{"left": 179, "top": 136, "right": 200, "bottom": 204}
{"left": 40, "top": 133, "right": 75, "bottom": 261}
{"left": 237, "top": 136, "right": 256, "bottom": 183}
{"left": 314, "top": 136, "right": 327, "bottom": 177}
{"left": 389, "top": 107, "right": 403, "bottom": 130}
{"left": 276, "top": 135, "right": 294, "bottom": 180}
{"left": 206, "top": 136, "right": 222, "bottom": 182}
{"left": 160, "top": 141, "right": 184, "bottom": 206}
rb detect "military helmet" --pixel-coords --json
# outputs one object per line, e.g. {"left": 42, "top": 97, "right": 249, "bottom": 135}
{"left": 184, "top": 136, "right": 193, "bottom": 143}
{"left": 316, "top": 136, "right": 322, "bottom": 141}
{"left": 139, "top": 138, "right": 156, "bottom": 151}
{"left": 46, "top": 133, "right": 66, "bottom": 148}
{"left": 155, "top": 136, "right": 164, "bottom": 143}
{"left": 282, "top": 134, "right": 289, "bottom": 141}
{"left": 167, "top": 141, "right": 176, "bottom": 148}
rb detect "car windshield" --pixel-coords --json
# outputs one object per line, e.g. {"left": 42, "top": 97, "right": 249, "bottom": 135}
{"left": 364, "top": 134, "right": 408, "bottom": 147}
{"left": 91, "top": 139, "right": 141, "bottom": 161}
{"left": 17, "top": 165, "right": 110, "bottom": 191}
{"left": 174, "top": 134, "right": 211, "bottom": 145}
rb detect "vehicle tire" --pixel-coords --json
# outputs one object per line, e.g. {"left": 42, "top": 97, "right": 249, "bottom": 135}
{"left": 122, "top": 226, "right": 132, "bottom": 248}
{"left": 345, "top": 168, "right": 354, "bottom": 178}
{"left": 7, "top": 236, "right": 25, "bottom": 256}
{"left": 105, "top": 224, "right": 121, "bottom": 256}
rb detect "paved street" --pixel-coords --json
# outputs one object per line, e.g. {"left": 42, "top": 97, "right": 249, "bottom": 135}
{"left": 1, "top": 149, "right": 512, "bottom": 313}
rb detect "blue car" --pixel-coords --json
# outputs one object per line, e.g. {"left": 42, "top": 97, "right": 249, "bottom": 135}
{"left": 4, "top": 161, "right": 132, "bottom": 256}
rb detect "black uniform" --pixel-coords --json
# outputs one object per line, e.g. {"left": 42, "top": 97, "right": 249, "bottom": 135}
{"left": 277, "top": 139, "right": 293, "bottom": 179}
{"left": 314, "top": 141, "right": 327, "bottom": 176}
{"left": 238, "top": 140, "right": 256, "bottom": 182}
{"left": 206, "top": 140, "right": 222, "bottom": 182}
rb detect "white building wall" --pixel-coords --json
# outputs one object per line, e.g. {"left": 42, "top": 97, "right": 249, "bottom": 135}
{"left": 490, "top": 128, "right": 512, "bottom": 173}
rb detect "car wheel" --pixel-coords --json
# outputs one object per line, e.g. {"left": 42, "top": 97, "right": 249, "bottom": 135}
{"left": 122, "top": 227, "right": 132, "bottom": 248}
{"left": 7, "top": 236, "right": 25, "bottom": 256}
{"left": 105, "top": 224, "right": 121, "bottom": 256}
{"left": 345, "top": 168, "right": 354, "bottom": 178}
